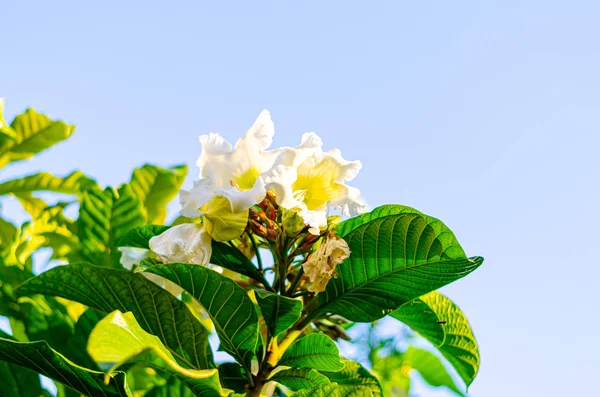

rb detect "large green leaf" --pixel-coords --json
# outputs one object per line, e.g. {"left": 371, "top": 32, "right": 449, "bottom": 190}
{"left": 79, "top": 185, "right": 146, "bottom": 268}
{"left": 269, "top": 368, "right": 329, "bottom": 391}
{"left": 129, "top": 164, "right": 188, "bottom": 224}
{"left": 88, "top": 310, "right": 228, "bottom": 397}
{"left": 0, "top": 331, "right": 44, "bottom": 397}
{"left": 315, "top": 205, "right": 483, "bottom": 322}
{"left": 278, "top": 334, "right": 344, "bottom": 371}
{"left": 0, "top": 107, "right": 75, "bottom": 169}
{"left": 403, "top": 346, "right": 464, "bottom": 396}
{"left": 293, "top": 383, "right": 372, "bottom": 397}
{"left": 390, "top": 291, "right": 479, "bottom": 386}
{"left": 0, "top": 98, "right": 16, "bottom": 140}
{"left": 321, "top": 359, "right": 382, "bottom": 396}
{"left": 255, "top": 291, "right": 302, "bottom": 338}
{"left": 117, "top": 225, "right": 271, "bottom": 289}
{"left": 146, "top": 263, "right": 259, "bottom": 376}
{"left": 16, "top": 263, "right": 214, "bottom": 370}
{"left": 0, "top": 171, "right": 97, "bottom": 196}
{"left": 0, "top": 335, "right": 129, "bottom": 396}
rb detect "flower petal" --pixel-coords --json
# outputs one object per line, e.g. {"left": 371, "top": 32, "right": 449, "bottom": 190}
{"left": 179, "top": 179, "right": 218, "bottom": 218}
{"left": 203, "top": 196, "right": 249, "bottom": 242}
{"left": 118, "top": 247, "right": 150, "bottom": 270}
{"left": 149, "top": 223, "right": 212, "bottom": 265}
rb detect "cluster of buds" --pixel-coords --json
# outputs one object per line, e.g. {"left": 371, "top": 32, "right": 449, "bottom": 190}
{"left": 248, "top": 191, "right": 279, "bottom": 242}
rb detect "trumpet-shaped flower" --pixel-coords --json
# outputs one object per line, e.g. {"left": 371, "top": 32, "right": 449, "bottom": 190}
{"left": 264, "top": 137, "right": 365, "bottom": 234}
{"left": 149, "top": 223, "right": 212, "bottom": 265}
{"left": 302, "top": 234, "right": 350, "bottom": 293}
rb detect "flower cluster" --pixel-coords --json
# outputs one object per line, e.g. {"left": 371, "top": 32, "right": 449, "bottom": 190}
{"left": 128, "top": 111, "right": 364, "bottom": 293}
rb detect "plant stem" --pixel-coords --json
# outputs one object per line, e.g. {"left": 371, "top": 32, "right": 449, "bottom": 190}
{"left": 249, "top": 233, "right": 263, "bottom": 271}
{"left": 285, "top": 267, "right": 304, "bottom": 297}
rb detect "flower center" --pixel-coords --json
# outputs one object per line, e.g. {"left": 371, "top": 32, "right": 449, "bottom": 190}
{"left": 293, "top": 157, "right": 341, "bottom": 210}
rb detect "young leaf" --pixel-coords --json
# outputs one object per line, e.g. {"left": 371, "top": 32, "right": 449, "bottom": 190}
{"left": 0, "top": 108, "right": 75, "bottom": 169}
{"left": 390, "top": 291, "right": 480, "bottom": 387}
{"left": 403, "top": 346, "right": 464, "bottom": 396}
{"left": 16, "top": 263, "right": 214, "bottom": 370}
{"left": 315, "top": 205, "right": 484, "bottom": 322}
{"left": 146, "top": 263, "right": 259, "bottom": 377}
{"left": 269, "top": 368, "right": 330, "bottom": 391}
{"left": 255, "top": 290, "right": 302, "bottom": 337}
{"left": 278, "top": 334, "right": 344, "bottom": 372}
{"left": 0, "top": 335, "right": 129, "bottom": 396}
{"left": 292, "top": 383, "right": 372, "bottom": 396}
{"left": 321, "top": 359, "right": 382, "bottom": 396}
{"left": 0, "top": 171, "right": 98, "bottom": 196}
{"left": 79, "top": 185, "right": 146, "bottom": 268}
{"left": 88, "top": 311, "right": 228, "bottom": 397}
{"left": 129, "top": 164, "right": 188, "bottom": 224}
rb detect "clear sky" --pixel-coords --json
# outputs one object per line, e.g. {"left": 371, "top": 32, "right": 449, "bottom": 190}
{"left": 2, "top": 1, "right": 600, "bottom": 396}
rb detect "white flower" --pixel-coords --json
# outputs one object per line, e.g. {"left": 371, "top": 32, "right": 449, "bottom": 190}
{"left": 303, "top": 234, "right": 350, "bottom": 293}
{"left": 263, "top": 136, "right": 365, "bottom": 234}
{"left": 118, "top": 247, "right": 150, "bottom": 270}
{"left": 149, "top": 223, "right": 212, "bottom": 265}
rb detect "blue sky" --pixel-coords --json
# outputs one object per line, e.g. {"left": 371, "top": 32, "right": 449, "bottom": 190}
{"left": 2, "top": 1, "right": 600, "bottom": 396}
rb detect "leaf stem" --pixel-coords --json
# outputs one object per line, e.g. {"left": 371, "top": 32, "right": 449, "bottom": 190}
{"left": 249, "top": 233, "right": 263, "bottom": 271}
{"left": 285, "top": 267, "right": 304, "bottom": 297}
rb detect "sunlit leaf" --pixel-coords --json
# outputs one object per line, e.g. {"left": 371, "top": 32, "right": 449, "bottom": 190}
{"left": 16, "top": 263, "right": 214, "bottom": 370}
{"left": 404, "top": 346, "right": 464, "bottom": 396}
{"left": 0, "top": 171, "right": 97, "bottom": 196}
{"left": 88, "top": 311, "right": 228, "bottom": 397}
{"left": 278, "top": 334, "right": 344, "bottom": 372}
{"left": 292, "top": 383, "right": 372, "bottom": 396}
{"left": 315, "top": 205, "right": 483, "bottom": 322}
{"left": 79, "top": 185, "right": 146, "bottom": 268}
{"left": 129, "top": 164, "right": 188, "bottom": 224}
{"left": 0, "top": 107, "right": 75, "bottom": 169}
{"left": 269, "top": 368, "right": 329, "bottom": 391}
{"left": 146, "top": 263, "right": 259, "bottom": 377}
{"left": 0, "top": 333, "right": 129, "bottom": 396}
{"left": 390, "top": 291, "right": 479, "bottom": 386}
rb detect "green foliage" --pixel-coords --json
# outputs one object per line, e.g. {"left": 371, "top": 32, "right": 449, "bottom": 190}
{"left": 0, "top": 331, "right": 129, "bottom": 396}
{"left": 279, "top": 334, "right": 345, "bottom": 372}
{"left": 315, "top": 205, "right": 483, "bottom": 322}
{"left": 390, "top": 291, "right": 480, "bottom": 386}
{"left": 79, "top": 185, "right": 146, "bottom": 268}
{"left": 16, "top": 263, "right": 214, "bottom": 370}
{"left": 255, "top": 290, "right": 302, "bottom": 338}
{"left": 129, "top": 164, "right": 188, "bottom": 224}
{"left": 146, "top": 263, "right": 260, "bottom": 377}
{"left": 0, "top": 101, "right": 484, "bottom": 397}
{"left": 0, "top": 106, "right": 75, "bottom": 169}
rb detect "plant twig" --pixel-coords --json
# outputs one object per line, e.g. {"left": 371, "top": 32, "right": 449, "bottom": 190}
{"left": 249, "top": 233, "right": 264, "bottom": 271}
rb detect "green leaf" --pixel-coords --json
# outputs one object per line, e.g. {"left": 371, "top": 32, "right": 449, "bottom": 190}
{"left": 14, "top": 192, "right": 47, "bottom": 218}
{"left": 292, "top": 383, "right": 372, "bottom": 396}
{"left": 321, "top": 359, "right": 382, "bottom": 396}
{"left": 129, "top": 164, "right": 188, "bottom": 224}
{"left": 210, "top": 241, "right": 271, "bottom": 289}
{"left": 371, "top": 353, "right": 410, "bottom": 396}
{"left": 146, "top": 263, "right": 259, "bottom": 377}
{"left": 145, "top": 377, "right": 196, "bottom": 397}
{"left": 79, "top": 185, "right": 146, "bottom": 268}
{"left": 335, "top": 204, "right": 426, "bottom": 237}
{"left": 118, "top": 225, "right": 171, "bottom": 249}
{"left": 315, "top": 204, "right": 484, "bottom": 322}
{"left": 0, "top": 331, "right": 44, "bottom": 397}
{"left": 0, "top": 335, "right": 129, "bottom": 396}
{"left": 0, "top": 107, "right": 75, "bottom": 169}
{"left": 255, "top": 291, "right": 302, "bottom": 337}
{"left": 269, "top": 368, "right": 329, "bottom": 391}
{"left": 0, "top": 98, "right": 16, "bottom": 140}
{"left": 0, "top": 216, "right": 17, "bottom": 252}
{"left": 278, "top": 334, "right": 344, "bottom": 372}
{"left": 390, "top": 291, "right": 479, "bottom": 386}
{"left": 16, "top": 262, "right": 214, "bottom": 370}
{"left": 404, "top": 346, "right": 464, "bottom": 396}
{"left": 88, "top": 310, "right": 228, "bottom": 397}
{"left": 217, "top": 363, "right": 248, "bottom": 393}
{"left": 0, "top": 171, "right": 98, "bottom": 196}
